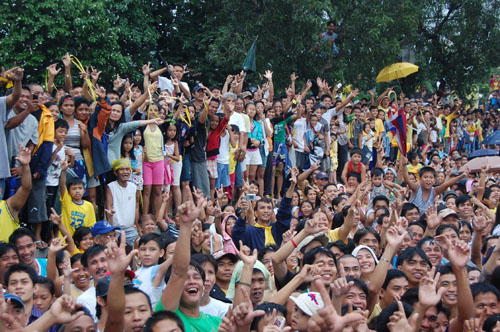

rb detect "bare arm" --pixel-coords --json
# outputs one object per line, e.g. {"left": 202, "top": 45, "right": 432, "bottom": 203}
{"left": 6, "top": 146, "right": 32, "bottom": 216}
{"left": 399, "top": 156, "right": 419, "bottom": 192}
{"left": 5, "top": 67, "right": 23, "bottom": 109}
{"left": 62, "top": 53, "right": 73, "bottom": 92}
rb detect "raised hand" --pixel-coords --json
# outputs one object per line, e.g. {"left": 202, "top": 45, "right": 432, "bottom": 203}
{"left": 15, "top": 144, "right": 31, "bottom": 166}
{"left": 308, "top": 279, "right": 367, "bottom": 332}
{"left": 282, "top": 230, "right": 296, "bottom": 243}
{"left": 105, "top": 231, "right": 138, "bottom": 274}
{"left": 49, "top": 236, "right": 68, "bottom": 253}
{"left": 218, "top": 306, "right": 237, "bottom": 332}
{"left": 113, "top": 74, "right": 124, "bottom": 89}
{"left": 90, "top": 66, "right": 101, "bottom": 82}
{"left": 49, "top": 294, "right": 84, "bottom": 324}
{"left": 331, "top": 263, "right": 353, "bottom": 297}
{"left": 290, "top": 167, "right": 299, "bottom": 185}
{"left": 304, "top": 218, "right": 328, "bottom": 235}
{"left": 385, "top": 225, "right": 406, "bottom": 249}
{"left": 447, "top": 239, "right": 470, "bottom": 269}
{"left": 387, "top": 301, "right": 419, "bottom": 332}
{"left": 96, "top": 86, "right": 106, "bottom": 100}
{"left": 178, "top": 199, "right": 205, "bottom": 225}
{"left": 233, "top": 287, "right": 265, "bottom": 327}
{"left": 142, "top": 62, "right": 151, "bottom": 76}
{"left": 238, "top": 241, "right": 258, "bottom": 266}
{"left": 47, "top": 63, "right": 61, "bottom": 77}
{"left": 62, "top": 52, "right": 72, "bottom": 68}
{"left": 290, "top": 72, "right": 298, "bottom": 81}
{"left": 298, "top": 264, "right": 321, "bottom": 283}
{"left": 418, "top": 266, "right": 445, "bottom": 308}
{"left": 264, "top": 70, "right": 273, "bottom": 81}
{"left": 425, "top": 204, "right": 440, "bottom": 230}
{"left": 4, "top": 66, "right": 24, "bottom": 82}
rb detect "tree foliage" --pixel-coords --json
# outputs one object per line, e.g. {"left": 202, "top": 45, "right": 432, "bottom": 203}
{"left": 0, "top": 0, "right": 498, "bottom": 96}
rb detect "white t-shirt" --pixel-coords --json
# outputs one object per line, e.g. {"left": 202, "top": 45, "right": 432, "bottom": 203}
{"left": 134, "top": 265, "right": 165, "bottom": 308}
{"left": 293, "top": 117, "right": 307, "bottom": 152}
{"left": 76, "top": 286, "right": 97, "bottom": 322}
{"left": 216, "top": 131, "right": 230, "bottom": 165}
{"left": 46, "top": 145, "right": 67, "bottom": 186}
{"left": 108, "top": 181, "right": 137, "bottom": 228}
{"left": 200, "top": 297, "right": 230, "bottom": 318}
{"left": 158, "top": 76, "right": 190, "bottom": 96}
{"left": 228, "top": 112, "right": 247, "bottom": 133}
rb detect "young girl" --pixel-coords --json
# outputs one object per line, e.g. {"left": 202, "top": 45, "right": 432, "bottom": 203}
{"left": 121, "top": 134, "right": 138, "bottom": 185}
{"left": 245, "top": 103, "right": 263, "bottom": 183}
{"left": 164, "top": 124, "right": 180, "bottom": 196}
{"left": 361, "top": 122, "right": 375, "bottom": 164}
{"left": 132, "top": 130, "right": 144, "bottom": 191}
{"left": 143, "top": 103, "right": 165, "bottom": 215}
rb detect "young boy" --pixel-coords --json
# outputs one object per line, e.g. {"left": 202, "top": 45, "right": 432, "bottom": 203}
{"left": 134, "top": 233, "right": 165, "bottom": 306}
{"left": 401, "top": 158, "right": 468, "bottom": 215}
{"left": 59, "top": 159, "right": 96, "bottom": 236}
{"left": 228, "top": 124, "right": 240, "bottom": 191}
{"left": 207, "top": 111, "right": 230, "bottom": 200}
{"left": 46, "top": 119, "right": 74, "bottom": 212}
{"left": 341, "top": 148, "right": 366, "bottom": 185}
{"left": 290, "top": 292, "right": 325, "bottom": 332}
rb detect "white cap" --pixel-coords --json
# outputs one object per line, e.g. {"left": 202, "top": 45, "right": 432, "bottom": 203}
{"left": 289, "top": 292, "right": 324, "bottom": 316}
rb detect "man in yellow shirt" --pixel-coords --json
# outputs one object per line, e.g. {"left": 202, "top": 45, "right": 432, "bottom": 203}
{"left": 0, "top": 145, "right": 32, "bottom": 242}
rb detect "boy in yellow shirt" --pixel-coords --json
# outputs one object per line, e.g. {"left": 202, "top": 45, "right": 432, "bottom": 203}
{"left": 59, "top": 160, "right": 96, "bottom": 236}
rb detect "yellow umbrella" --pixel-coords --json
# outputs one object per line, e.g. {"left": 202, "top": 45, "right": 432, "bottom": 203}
{"left": 376, "top": 62, "right": 419, "bottom": 83}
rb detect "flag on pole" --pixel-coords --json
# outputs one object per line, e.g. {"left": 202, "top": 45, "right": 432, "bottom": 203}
{"left": 386, "top": 105, "right": 408, "bottom": 157}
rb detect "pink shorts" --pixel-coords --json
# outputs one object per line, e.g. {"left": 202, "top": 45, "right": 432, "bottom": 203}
{"left": 143, "top": 160, "right": 165, "bottom": 185}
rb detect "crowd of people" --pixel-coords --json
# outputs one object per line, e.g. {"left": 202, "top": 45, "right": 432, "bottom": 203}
{"left": 0, "top": 56, "right": 500, "bottom": 332}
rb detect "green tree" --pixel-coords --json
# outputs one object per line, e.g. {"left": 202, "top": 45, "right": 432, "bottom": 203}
{"left": 0, "top": 0, "right": 159, "bottom": 85}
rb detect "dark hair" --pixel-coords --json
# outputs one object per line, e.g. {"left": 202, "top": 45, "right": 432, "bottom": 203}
{"left": 9, "top": 227, "right": 35, "bottom": 246}
{"left": 396, "top": 247, "right": 431, "bottom": 268}
{"left": 4, "top": 263, "right": 38, "bottom": 285}
{"left": 419, "top": 166, "right": 436, "bottom": 178}
{"left": 408, "top": 221, "right": 425, "bottom": 233}
{"left": 401, "top": 203, "right": 419, "bottom": 217}
{"left": 346, "top": 277, "right": 369, "bottom": 296}
{"left": 250, "top": 303, "right": 287, "bottom": 331}
{"left": 81, "top": 244, "right": 106, "bottom": 268}
{"left": 471, "top": 282, "right": 500, "bottom": 301}
{"left": 400, "top": 287, "right": 419, "bottom": 306}
{"left": 120, "top": 134, "right": 136, "bottom": 160}
{"left": 351, "top": 148, "right": 362, "bottom": 157}
{"left": 71, "top": 253, "right": 83, "bottom": 267}
{"left": 382, "top": 269, "right": 408, "bottom": 289}
{"left": 328, "top": 241, "right": 349, "bottom": 255}
{"left": 353, "top": 227, "right": 381, "bottom": 246}
{"left": 371, "top": 168, "right": 384, "bottom": 178}
{"left": 372, "top": 195, "right": 389, "bottom": 207}
{"left": 459, "top": 221, "right": 473, "bottom": 234}
{"left": 455, "top": 194, "right": 472, "bottom": 207}
{"left": 255, "top": 197, "right": 273, "bottom": 211}
{"left": 73, "top": 227, "right": 92, "bottom": 250}
{"left": 191, "top": 253, "right": 218, "bottom": 274}
{"left": 67, "top": 177, "right": 85, "bottom": 191}
{"left": 436, "top": 224, "right": 459, "bottom": 237}
{"left": 124, "top": 284, "right": 152, "bottom": 309}
{"left": 58, "top": 95, "right": 73, "bottom": 108}
{"left": 44, "top": 101, "right": 57, "bottom": 109}
{"left": 0, "top": 242, "right": 17, "bottom": 257}
{"left": 35, "top": 276, "right": 55, "bottom": 296}
{"left": 303, "top": 247, "right": 336, "bottom": 266}
{"left": 437, "top": 263, "right": 454, "bottom": 276}
{"left": 375, "top": 301, "right": 414, "bottom": 332}
{"left": 346, "top": 172, "right": 361, "bottom": 182}
{"left": 55, "top": 118, "right": 69, "bottom": 130}
{"left": 165, "top": 260, "right": 205, "bottom": 284}
{"left": 258, "top": 245, "right": 278, "bottom": 262}
{"left": 73, "top": 96, "right": 90, "bottom": 110}
{"left": 144, "top": 311, "right": 185, "bottom": 332}
{"left": 139, "top": 233, "right": 163, "bottom": 249}
{"left": 105, "top": 101, "right": 126, "bottom": 133}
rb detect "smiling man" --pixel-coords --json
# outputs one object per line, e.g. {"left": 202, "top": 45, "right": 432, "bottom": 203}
{"left": 9, "top": 228, "right": 47, "bottom": 276}
{"left": 76, "top": 244, "right": 109, "bottom": 322}
{"left": 396, "top": 247, "right": 432, "bottom": 288}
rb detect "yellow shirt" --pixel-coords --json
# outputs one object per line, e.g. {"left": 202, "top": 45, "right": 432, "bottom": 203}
{"left": 374, "top": 118, "right": 385, "bottom": 139}
{"left": 229, "top": 142, "right": 238, "bottom": 174}
{"left": 143, "top": 125, "right": 164, "bottom": 162}
{"left": 0, "top": 200, "right": 19, "bottom": 243}
{"left": 407, "top": 163, "right": 423, "bottom": 180}
{"left": 443, "top": 112, "right": 456, "bottom": 138}
{"left": 60, "top": 190, "right": 96, "bottom": 236}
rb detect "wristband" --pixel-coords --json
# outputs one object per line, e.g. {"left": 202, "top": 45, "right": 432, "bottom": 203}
{"left": 238, "top": 281, "right": 251, "bottom": 288}
{"left": 291, "top": 238, "right": 297, "bottom": 248}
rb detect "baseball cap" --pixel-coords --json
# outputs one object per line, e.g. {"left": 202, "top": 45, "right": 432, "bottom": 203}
{"left": 193, "top": 84, "right": 203, "bottom": 93}
{"left": 296, "top": 233, "right": 329, "bottom": 253}
{"left": 241, "top": 91, "right": 253, "bottom": 99}
{"left": 212, "top": 251, "right": 238, "bottom": 263}
{"left": 443, "top": 191, "right": 458, "bottom": 201}
{"left": 91, "top": 221, "right": 119, "bottom": 237}
{"left": 96, "top": 275, "right": 112, "bottom": 297}
{"left": 438, "top": 208, "right": 459, "bottom": 220}
{"left": 316, "top": 172, "right": 328, "bottom": 180}
{"left": 4, "top": 293, "right": 24, "bottom": 309}
{"left": 289, "top": 292, "right": 324, "bottom": 316}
